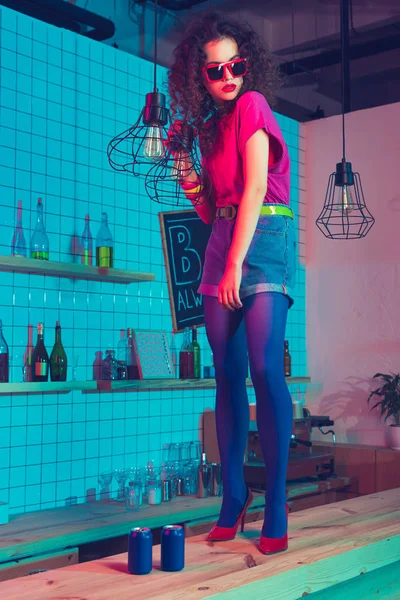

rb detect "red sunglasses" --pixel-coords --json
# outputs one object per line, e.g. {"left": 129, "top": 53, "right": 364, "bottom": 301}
{"left": 202, "top": 57, "right": 248, "bottom": 83}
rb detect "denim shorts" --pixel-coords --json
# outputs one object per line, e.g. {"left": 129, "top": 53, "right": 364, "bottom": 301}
{"left": 198, "top": 207, "right": 296, "bottom": 308}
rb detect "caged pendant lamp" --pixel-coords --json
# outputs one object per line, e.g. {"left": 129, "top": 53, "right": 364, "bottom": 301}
{"left": 107, "top": 0, "right": 169, "bottom": 176}
{"left": 144, "top": 121, "right": 207, "bottom": 206}
{"left": 316, "top": 0, "right": 375, "bottom": 240}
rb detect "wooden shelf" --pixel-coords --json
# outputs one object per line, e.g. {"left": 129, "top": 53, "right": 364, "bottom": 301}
{"left": 0, "top": 255, "right": 155, "bottom": 284}
{"left": 0, "top": 381, "right": 97, "bottom": 395}
{"left": 97, "top": 376, "right": 311, "bottom": 393}
{"left": 0, "top": 377, "right": 310, "bottom": 396}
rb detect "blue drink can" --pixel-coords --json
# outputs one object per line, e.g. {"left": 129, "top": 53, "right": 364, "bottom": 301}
{"left": 128, "top": 527, "right": 152, "bottom": 575}
{"left": 161, "top": 525, "right": 185, "bottom": 572}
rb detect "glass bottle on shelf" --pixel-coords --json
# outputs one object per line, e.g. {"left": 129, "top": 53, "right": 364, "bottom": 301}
{"left": 117, "top": 329, "right": 127, "bottom": 380}
{"left": 179, "top": 327, "right": 194, "bottom": 379}
{"left": 284, "top": 340, "right": 292, "bottom": 377}
{"left": 81, "top": 214, "right": 93, "bottom": 266}
{"left": 30, "top": 198, "right": 49, "bottom": 260}
{"left": 11, "top": 200, "right": 27, "bottom": 258}
{"left": 169, "top": 332, "right": 177, "bottom": 378}
{"left": 126, "top": 328, "right": 139, "bottom": 380}
{"left": 0, "top": 320, "right": 9, "bottom": 383}
{"left": 24, "top": 324, "right": 34, "bottom": 382}
{"left": 50, "top": 321, "right": 67, "bottom": 382}
{"left": 192, "top": 326, "right": 201, "bottom": 379}
{"left": 96, "top": 212, "right": 114, "bottom": 268}
{"left": 31, "top": 322, "right": 49, "bottom": 382}
{"left": 102, "top": 349, "right": 118, "bottom": 381}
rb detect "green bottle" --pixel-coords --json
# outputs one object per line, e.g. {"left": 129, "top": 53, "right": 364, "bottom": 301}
{"left": 50, "top": 321, "right": 67, "bottom": 382}
{"left": 192, "top": 327, "right": 201, "bottom": 379}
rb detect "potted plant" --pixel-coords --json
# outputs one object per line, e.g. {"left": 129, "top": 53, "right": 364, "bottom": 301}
{"left": 368, "top": 373, "right": 400, "bottom": 450}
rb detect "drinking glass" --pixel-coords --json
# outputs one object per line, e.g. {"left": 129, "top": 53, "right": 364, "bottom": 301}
{"left": 113, "top": 468, "right": 127, "bottom": 502}
{"left": 98, "top": 471, "right": 113, "bottom": 501}
{"left": 168, "top": 443, "right": 180, "bottom": 462}
{"left": 125, "top": 482, "right": 141, "bottom": 512}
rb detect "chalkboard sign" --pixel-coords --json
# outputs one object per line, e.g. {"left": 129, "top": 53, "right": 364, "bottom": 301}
{"left": 159, "top": 209, "right": 212, "bottom": 332}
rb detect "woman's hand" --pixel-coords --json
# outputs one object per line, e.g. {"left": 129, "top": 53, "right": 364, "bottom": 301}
{"left": 165, "top": 120, "right": 184, "bottom": 156}
{"left": 218, "top": 263, "right": 243, "bottom": 311}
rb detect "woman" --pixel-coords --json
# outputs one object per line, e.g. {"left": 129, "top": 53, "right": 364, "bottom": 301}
{"left": 168, "top": 12, "right": 296, "bottom": 555}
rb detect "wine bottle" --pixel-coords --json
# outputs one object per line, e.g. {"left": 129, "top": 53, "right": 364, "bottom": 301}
{"left": 179, "top": 327, "right": 194, "bottom": 379}
{"left": 50, "top": 321, "right": 67, "bottom": 382}
{"left": 284, "top": 340, "right": 292, "bottom": 377}
{"left": 117, "top": 329, "right": 127, "bottom": 380}
{"left": 192, "top": 327, "right": 201, "bottom": 379}
{"left": 11, "top": 200, "right": 27, "bottom": 258}
{"left": 170, "top": 332, "right": 178, "bottom": 378}
{"left": 0, "top": 320, "right": 9, "bottom": 383}
{"left": 96, "top": 212, "right": 114, "bottom": 268}
{"left": 31, "top": 322, "right": 49, "bottom": 382}
{"left": 197, "top": 452, "right": 210, "bottom": 499}
{"left": 81, "top": 214, "right": 93, "bottom": 266}
{"left": 30, "top": 198, "right": 49, "bottom": 260}
{"left": 126, "top": 328, "right": 139, "bottom": 379}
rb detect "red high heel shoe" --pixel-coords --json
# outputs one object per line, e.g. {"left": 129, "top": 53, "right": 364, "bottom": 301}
{"left": 207, "top": 489, "right": 254, "bottom": 542}
{"left": 258, "top": 502, "right": 289, "bottom": 555}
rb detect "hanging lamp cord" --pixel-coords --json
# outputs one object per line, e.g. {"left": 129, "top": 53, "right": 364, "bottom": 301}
{"left": 153, "top": 0, "right": 158, "bottom": 92}
{"left": 340, "top": 0, "right": 348, "bottom": 162}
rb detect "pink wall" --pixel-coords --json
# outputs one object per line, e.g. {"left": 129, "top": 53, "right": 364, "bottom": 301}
{"left": 304, "top": 102, "right": 400, "bottom": 446}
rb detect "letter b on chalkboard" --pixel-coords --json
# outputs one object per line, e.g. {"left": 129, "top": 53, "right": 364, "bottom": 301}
{"left": 170, "top": 225, "right": 201, "bottom": 285}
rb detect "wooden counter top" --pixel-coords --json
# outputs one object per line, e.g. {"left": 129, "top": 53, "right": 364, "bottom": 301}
{"left": 0, "top": 488, "right": 399, "bottom": 600}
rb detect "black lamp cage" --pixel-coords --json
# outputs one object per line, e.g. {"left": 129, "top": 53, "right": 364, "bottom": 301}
{"left": 106, "top": 90, "right": 170, "bottom": 177}
{"left": 315, "top": 0, "right": 375, "bottom": 240}
{"left": 316, "top": 159, "right": 375, "bottom": 240}
{"left": 106, "top": 0, "right": 170, "bottom": 178}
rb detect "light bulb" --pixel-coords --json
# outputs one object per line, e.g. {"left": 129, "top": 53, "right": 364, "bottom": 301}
{"left": 170, "top": 150, "right": 191, "bottom": 181}
{"left": 143, "top": 125, "right": 165, "bottom": 161}
{"left": 335, "top": 184, "right": 355, "bottom": 214}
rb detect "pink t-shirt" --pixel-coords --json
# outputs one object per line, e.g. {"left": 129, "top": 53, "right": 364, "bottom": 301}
{"left": 201, "top": 91, "right": 290, "bottom": 207}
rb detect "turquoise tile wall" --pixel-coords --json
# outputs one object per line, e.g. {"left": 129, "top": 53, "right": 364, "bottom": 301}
{"left": 0, "top": 6, "right": 306, "bottom": 514}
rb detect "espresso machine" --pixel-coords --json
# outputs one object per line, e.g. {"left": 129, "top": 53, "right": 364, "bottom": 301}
{"left": 244, "top": 409, "right": 336, "bottom": 489}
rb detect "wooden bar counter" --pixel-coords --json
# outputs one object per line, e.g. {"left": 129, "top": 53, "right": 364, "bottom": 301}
{"left": 0, "top": 488, "right": 399, "bottom": 600}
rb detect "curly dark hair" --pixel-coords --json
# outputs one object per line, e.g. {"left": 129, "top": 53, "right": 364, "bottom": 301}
{"left": 167, "top": 11, "right": 282, "bottom": 156}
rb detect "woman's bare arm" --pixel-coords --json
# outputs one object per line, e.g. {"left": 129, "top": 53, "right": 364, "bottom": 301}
{"left": 226, "top": 129, "right": 269, "bottom": 268}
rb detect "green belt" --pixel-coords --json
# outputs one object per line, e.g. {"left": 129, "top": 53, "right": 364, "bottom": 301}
{"left": 260, "top": 205, "right": 293, "bottom": 218}
{"left": 216, "top": 204, "right": 293, "bottom": 221}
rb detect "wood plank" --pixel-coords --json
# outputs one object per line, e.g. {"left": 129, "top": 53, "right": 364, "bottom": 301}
{"left": 0, "top": 548, "right": 78, "bottom": 582}
{"left": 0, "top": 490, "right": 398, "bottom": 600}
{"left": 289, "top": 559, "right": 400, "bottom": 600}
{"left": 0, "top": 477, "right": 351, "bottom": 563}
{"left": 375, "top": 448, "right": 400, "bottom": 493}
{"left": 0, "top": 255, "right": 155, "bottom": 284}
{"left": 97, "top": 376, "right": 311, "bottom": 393}
{"left": 0, "top": 381, "right": 97, "bottom": 395}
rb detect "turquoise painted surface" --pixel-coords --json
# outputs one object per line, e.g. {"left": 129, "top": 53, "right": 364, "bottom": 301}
{"left": 0, "top": 6, "right": 306, "bottom": 513}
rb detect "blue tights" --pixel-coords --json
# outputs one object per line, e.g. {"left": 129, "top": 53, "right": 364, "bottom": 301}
{"left": 204, "top": 292, "right": 293, "bottom": 538}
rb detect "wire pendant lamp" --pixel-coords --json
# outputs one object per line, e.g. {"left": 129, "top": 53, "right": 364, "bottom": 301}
{"left": 316, "top": 0, "right": 375, "bottom": 240}
{"left": 107, "top": 0, "right": 169, "bottom": 176}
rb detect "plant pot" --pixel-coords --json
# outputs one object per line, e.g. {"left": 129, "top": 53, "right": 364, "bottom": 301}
{"left": 388, "top": 424, "right": 400, "bottom": 450}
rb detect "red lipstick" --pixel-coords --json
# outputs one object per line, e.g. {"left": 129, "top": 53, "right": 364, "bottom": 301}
{"left": 222, "top": 84, "right": 236, "bottom": 92}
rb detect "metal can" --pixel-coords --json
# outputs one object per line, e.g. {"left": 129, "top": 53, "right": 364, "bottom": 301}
{"left": 128, "top": 527, "right": 152, "bottom": 575}
{"left": 161, "top": 525, "right": 185, "bottom": 572}
{"left": 176, "top": 477, "right": 185, "bottom": 496}
{"left": 162, "top": 479, "right": 171, "bottom": 502}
